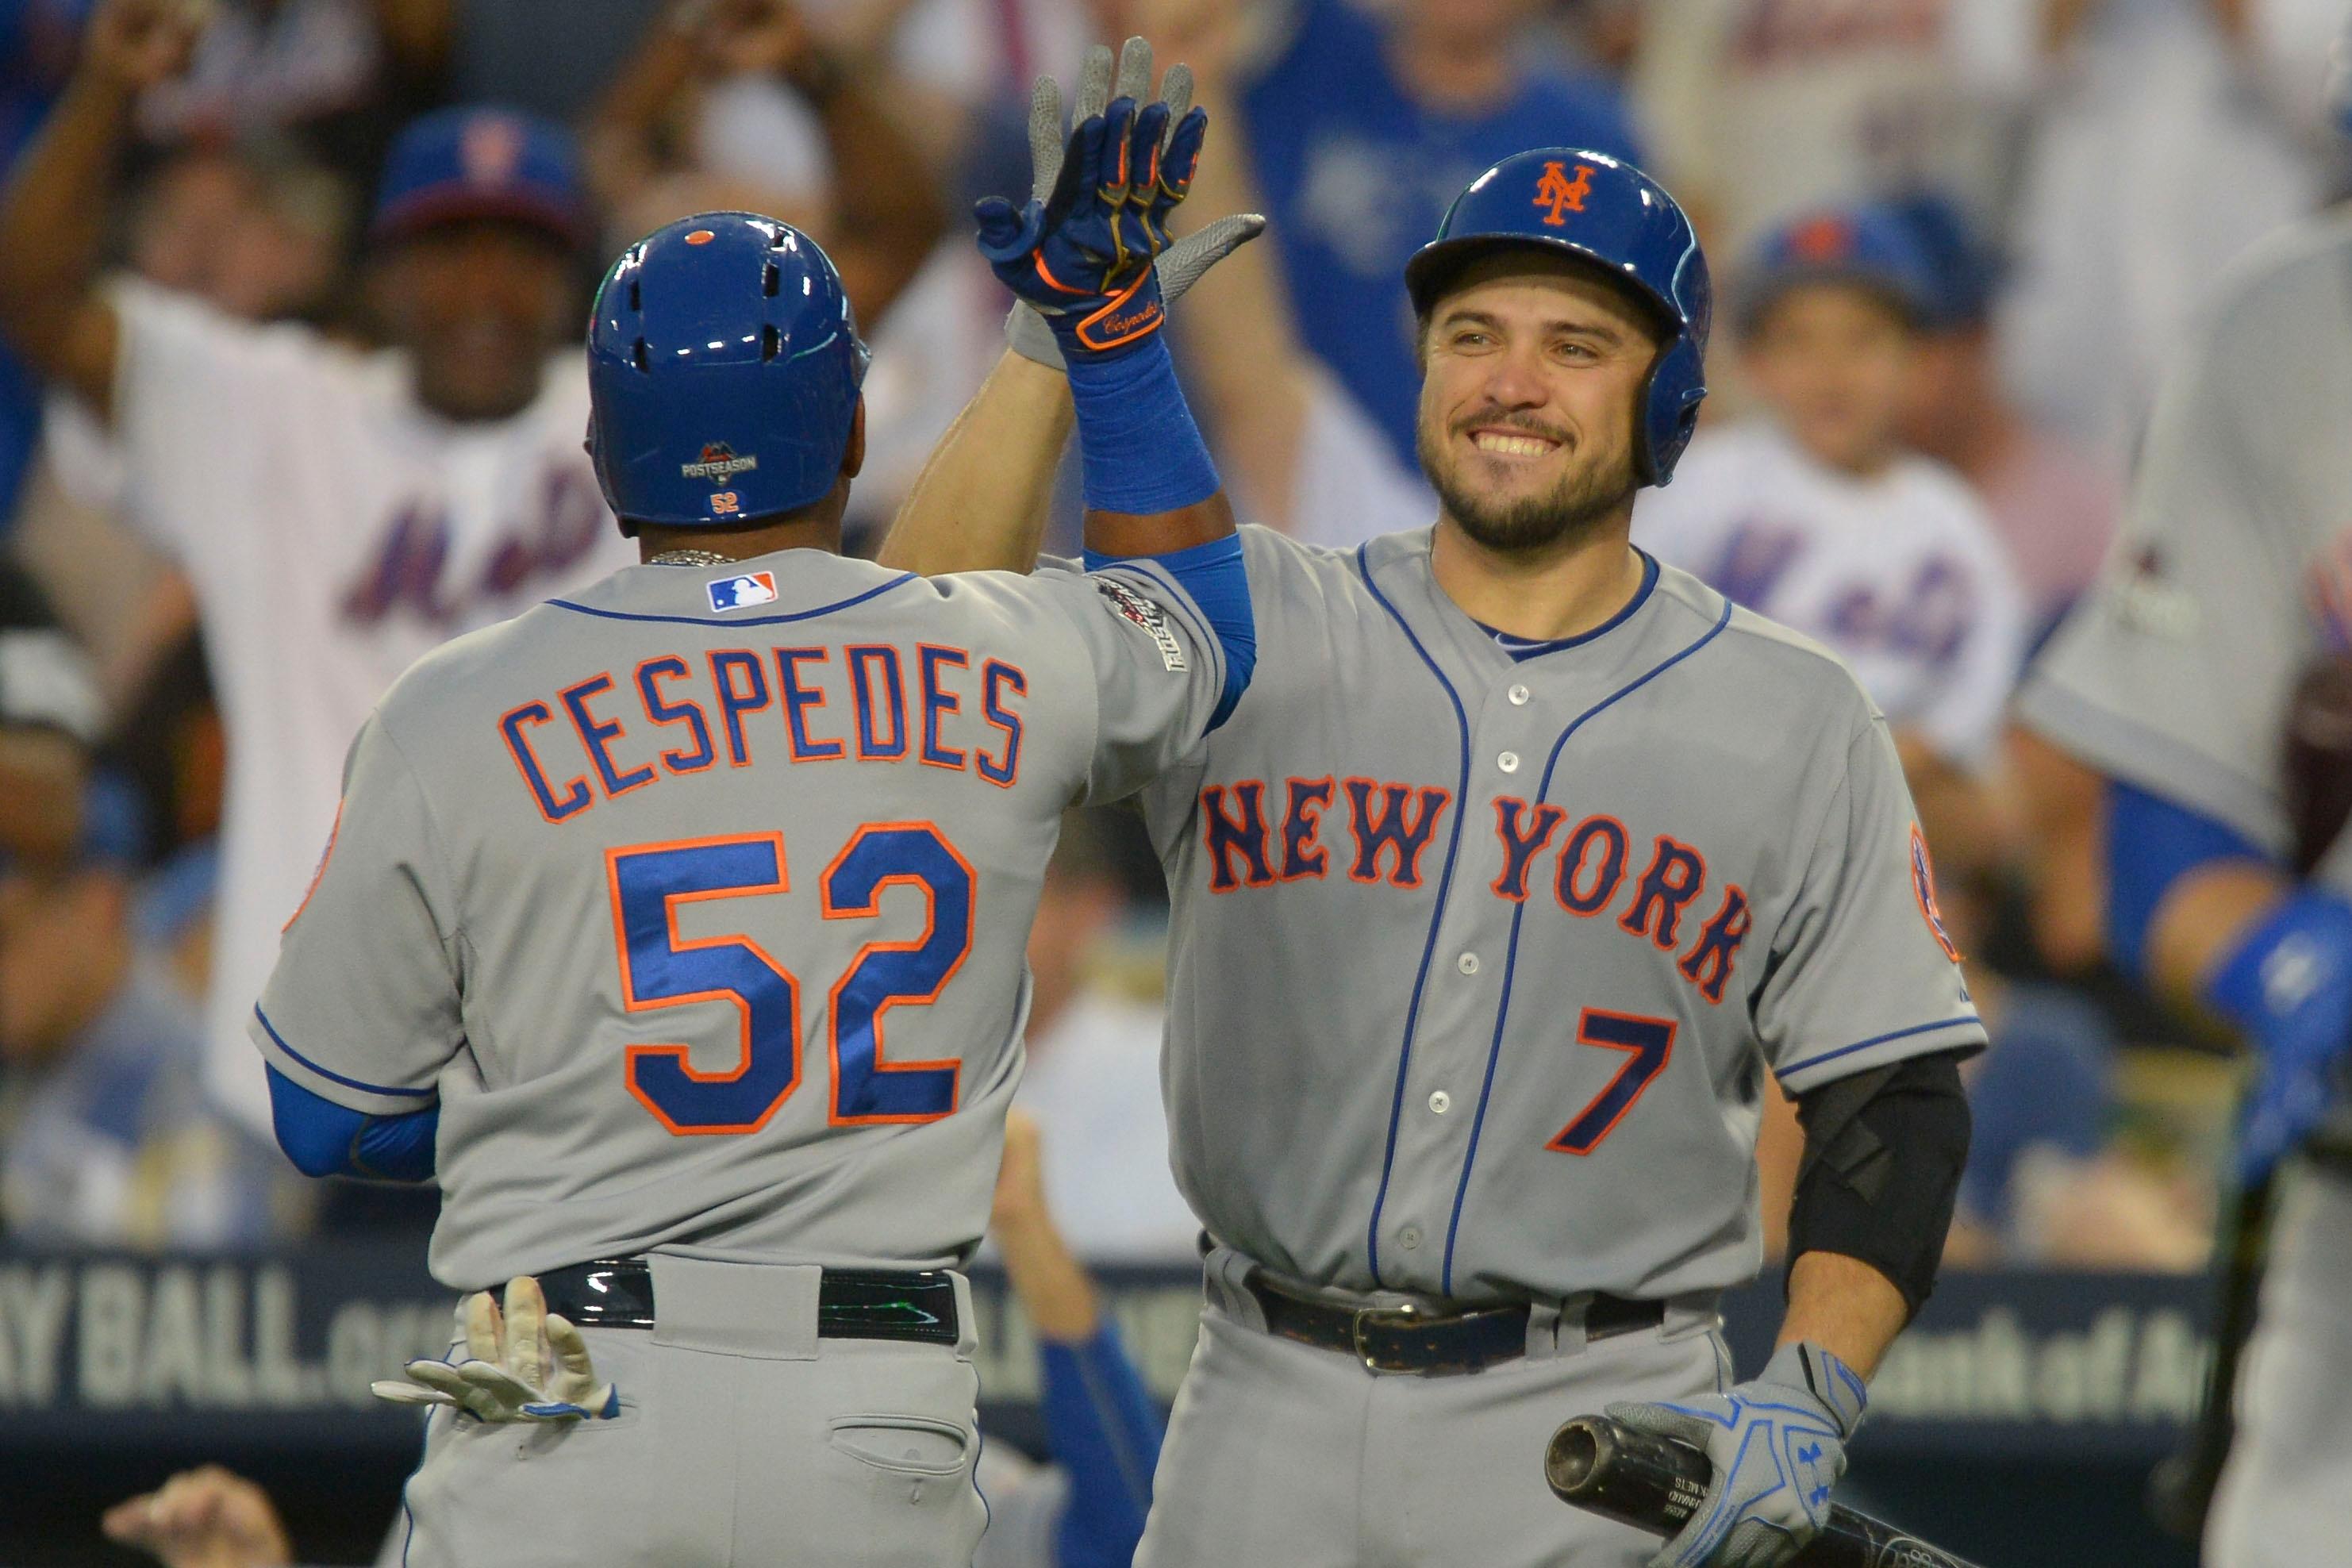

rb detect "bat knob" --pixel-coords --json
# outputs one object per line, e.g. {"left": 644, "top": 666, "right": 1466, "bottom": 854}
{"left": 1544, "top": 1417, "right": 1609, "bottom": 1501}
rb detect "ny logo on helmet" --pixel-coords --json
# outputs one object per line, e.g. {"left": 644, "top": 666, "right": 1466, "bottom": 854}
{"left": 1534, "top": 162, "right": 1597, "bottom": 227}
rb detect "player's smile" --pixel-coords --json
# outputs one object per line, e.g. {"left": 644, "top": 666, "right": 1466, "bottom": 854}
{"left": 1466, "top": 424, "right": 1567, "bottom": 461}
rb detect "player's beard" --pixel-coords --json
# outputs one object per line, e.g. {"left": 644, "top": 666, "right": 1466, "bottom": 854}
{"left": 1419, "top": 415, "right": 1640, "bottom": 556}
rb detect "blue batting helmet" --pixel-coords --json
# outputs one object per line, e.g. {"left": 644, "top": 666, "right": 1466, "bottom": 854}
{"left": 587, "top": 213, "right": 870, "bottom": 528}
{"left": 1405, "top": 149, "right": 1711, "bottom": 486}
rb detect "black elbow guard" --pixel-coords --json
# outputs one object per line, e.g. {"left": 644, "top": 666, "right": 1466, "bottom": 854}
{"left": 1786, "top": 1048, "right": 1974, "bottom": 1317}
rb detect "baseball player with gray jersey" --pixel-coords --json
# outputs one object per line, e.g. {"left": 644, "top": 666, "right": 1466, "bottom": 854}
{"left": 893, "top": 144, "right": 1983, "bottom": 1567}
{"left": 252, "top": 62, "right": 1263, "bottom": 1565}
{"left": 2018, "top": 37, "right": 2352, "bottom": 1565}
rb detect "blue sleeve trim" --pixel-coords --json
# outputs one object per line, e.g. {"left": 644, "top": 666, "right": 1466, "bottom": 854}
{"left": 1038, "top": 1322, "right": 1165, "bottom": 1568}
{"left": 1067, "top": 335, "right": 1220, "bottom": 517}
{"left": 267, "top": 1064, "right": 439, "bottom": 1181}
{"left": 1086, "top": 534, "right": 1257, "bottom": 731}
{"left": 254, "top": 1005, "right": 439, "bottom": 1100}
{"left": 1777, "top": 1016, "right": 1984, "bottom": 1080}
{"left": 2104, "top": 780, "right": 2272, "bottom": 982}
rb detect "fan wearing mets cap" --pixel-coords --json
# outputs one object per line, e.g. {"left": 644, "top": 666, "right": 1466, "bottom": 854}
{"left": 248, "top": 65, "right": 1260, "bottom": 1566}
{"left": 1634, "top": 203, "right": 2029, "bottom": 902}
{"left": 886, "top": 144, "right": 1981, "bottom": 1567}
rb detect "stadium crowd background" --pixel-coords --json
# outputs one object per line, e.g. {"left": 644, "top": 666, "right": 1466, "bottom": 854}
{"left": 1, "top": 0, "right": 2349, "bottom": 1562}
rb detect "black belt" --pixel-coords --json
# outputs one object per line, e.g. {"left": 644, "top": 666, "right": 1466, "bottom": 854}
{"left": 532, "top": 1259, "right": 960, "bottom": 1347}
{"left": 1247, "top": 1274, "right": 1663, "bottom": 1375}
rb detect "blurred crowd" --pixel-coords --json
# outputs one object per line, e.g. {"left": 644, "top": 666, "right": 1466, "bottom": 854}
{"left": 5, "top": 0, "right": 2350, "bottom": 1298}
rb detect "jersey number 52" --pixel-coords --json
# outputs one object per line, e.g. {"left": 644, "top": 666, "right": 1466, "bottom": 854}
{"left": 605, "top": 825, "right": 973, "bottom": 1136}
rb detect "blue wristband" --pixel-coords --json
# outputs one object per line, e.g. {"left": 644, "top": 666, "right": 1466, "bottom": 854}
{"left": 1066, "top": 335, "right": 1220, "bottom": 517}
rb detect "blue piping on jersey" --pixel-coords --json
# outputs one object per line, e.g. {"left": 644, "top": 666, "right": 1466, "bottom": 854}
{"left": 254, "top": 1005, "right": 437, "bottom": 1099}
{"left": 547, "top": 572, "right": 917, "bottom": 627}
{"left": 1355, "top": 542, "right": 1476, "bottom": 1289}
{"left": 1439, "top": 597, "right": 1734, "bottom": 1295}
{"left": 1478, "top": 551, "right": 1662, "bottom": 663}
{"left": 1774, "top": 1015, "right": 1982, "bottom": 1081}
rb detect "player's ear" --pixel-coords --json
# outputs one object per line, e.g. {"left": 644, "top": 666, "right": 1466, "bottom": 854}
{"left": 840, "top": 398, "right": 867, "bottom": 481}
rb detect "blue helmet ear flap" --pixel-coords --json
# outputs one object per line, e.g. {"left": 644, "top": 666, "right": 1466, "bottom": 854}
{"left": 1641, "top": 333, "right": 1708, "bottom": 486}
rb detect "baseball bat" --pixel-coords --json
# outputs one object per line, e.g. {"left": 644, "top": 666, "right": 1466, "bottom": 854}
{"left": 2145, "top": 1171, "right": 2273, "bottom": 1539}
{"left": 2146, "top": 651, "right": 2352, "bottom": 1539}
{"left": 1545, "top": 1416, "right": 1988, "bottom": 1568}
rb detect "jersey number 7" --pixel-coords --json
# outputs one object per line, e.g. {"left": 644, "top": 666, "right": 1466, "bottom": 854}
{"left": 606, "top": 825, "right": 974, "bottom": 1136}
{"left": 1548, "top": 1009, "right": 1675, "bottom": 1155}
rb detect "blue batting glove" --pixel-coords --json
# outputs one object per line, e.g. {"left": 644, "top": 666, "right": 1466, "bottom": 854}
{"left": 974, "top": 90, "right": 1209, "bottom": 360}
{"left": 1607, "top": 1342, "right": 1867, "bottom": 1568}
{"left": 2206, "top": 890, "right": 2352, "bottom": 1185}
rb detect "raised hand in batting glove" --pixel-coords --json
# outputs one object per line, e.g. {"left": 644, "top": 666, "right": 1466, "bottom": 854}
{"left": 373, "top": 1276, "right": 619, "bottom": 1423}
{"left": 1607, "top": 1341, "right": 1868, "bottom": 1568}
{"left": 978, "top": 37, "right": 1236, "bottom": 363}
{"left": 997, "top": 39, "right": 1263, "bottom": 370}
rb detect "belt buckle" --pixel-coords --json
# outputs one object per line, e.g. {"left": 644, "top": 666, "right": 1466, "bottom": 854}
{"left": 1350, "top": 1301, "right": 1426, "bottom": 1374}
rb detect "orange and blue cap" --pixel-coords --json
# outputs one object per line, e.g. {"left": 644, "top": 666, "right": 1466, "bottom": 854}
{"left": 371, "top": 106, "right": 590, "bottom": 248}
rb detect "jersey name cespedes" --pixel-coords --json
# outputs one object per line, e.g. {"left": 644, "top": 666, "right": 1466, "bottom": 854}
{"left": 1197, "top": 776, "right": 1753, "bottom": 1005}
{"left": 497, "top": 638, "right": 1032, "bottom": 823}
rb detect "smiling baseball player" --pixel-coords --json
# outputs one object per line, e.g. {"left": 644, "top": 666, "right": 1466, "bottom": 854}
{"left": 887, "top": 142, "right": 1981, "bottom": 1567}
{"left": 252, "top": 57, "right": 1264, "bottom": 1563}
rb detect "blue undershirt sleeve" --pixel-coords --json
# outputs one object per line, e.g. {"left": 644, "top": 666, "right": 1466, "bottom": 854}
{"left": 1038, "top": 1322, "right": 1166, "bottom": 1568}
{"left": 1086, "top": 533, "right": 1257, "bottom": 730}
{"left": 2103, "top": 778, "right": 2270, "bottom": 981}
{"left": 266, "top": 1063, "right": 439, "bottom": 1182}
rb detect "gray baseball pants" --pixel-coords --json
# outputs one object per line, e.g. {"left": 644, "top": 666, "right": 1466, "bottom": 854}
{"left": 2208, "top": 1166, "right": 2352, "bottom": 1568}
{"left": 394, "top": 1256, "right": 986, "bottom": 1567}
{"left": 1136, "top": 1247, "right": 1731, "bottom": 1567}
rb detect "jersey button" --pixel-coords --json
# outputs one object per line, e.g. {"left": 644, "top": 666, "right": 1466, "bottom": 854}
{"left": 1508, "top": 684, "right": 1531, "bottom": 706}
{"left": 1498, "top": 751, "right": 1520, "bottom": 774}
{"left": 1457, "top": 952, "right": 1479, "bottom": 975}
{"left": 1428, "top": 1090, "right": 1451, "bottom": 1114}
{"left": 1399, "top": 1227, "right": 1422, "bottom": 1251}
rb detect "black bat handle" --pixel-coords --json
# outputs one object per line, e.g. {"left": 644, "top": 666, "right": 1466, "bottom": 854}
{"left": 1545, "top": 1416, "right": 1989, "bottom": 1568}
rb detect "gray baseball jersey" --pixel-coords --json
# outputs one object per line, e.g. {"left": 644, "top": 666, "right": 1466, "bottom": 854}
{"left": 1138, "top": 528, "right": 1984, "bottom": 1305}
{"left": 2018, "top": 209, "right": 2352, "bottom": 1568}
{"left": 2021, "top": 209, "right": 2352, "bottom": 870}
{"left": 252, "top": 549, "right": 1228, "bottom": 1289}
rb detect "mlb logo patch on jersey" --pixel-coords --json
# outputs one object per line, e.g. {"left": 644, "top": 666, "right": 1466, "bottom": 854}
{"left": 1097, "top": 578, "right": 1186, "bottom": 671}
{"left": 708, "top": 571, "right": 779, "bottom": 613}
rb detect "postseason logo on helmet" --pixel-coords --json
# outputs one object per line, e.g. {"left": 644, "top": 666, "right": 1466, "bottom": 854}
{"left": 708, "top": 571, "right": 779, "bottom": 613}
{"left": 682, "top": 443, "right": 760, "bottom": 482}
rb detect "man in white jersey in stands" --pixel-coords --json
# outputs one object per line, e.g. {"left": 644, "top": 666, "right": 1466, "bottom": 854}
{"left": 1635, "top": 202, "right": 2026, "bottom": 874}
{"left": 0, "top": 0, "right": 642, "bottom": 1137}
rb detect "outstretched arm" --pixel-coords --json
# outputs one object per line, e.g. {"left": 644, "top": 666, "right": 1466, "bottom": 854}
{"left": 0, "top": 0, "right": 202, "bottom": 419}
{"left": 875, "top": 348, "right": 1072, "bottom": 575}
{"left": 876, "top": 37, "right": 1262, "bottom": 575}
